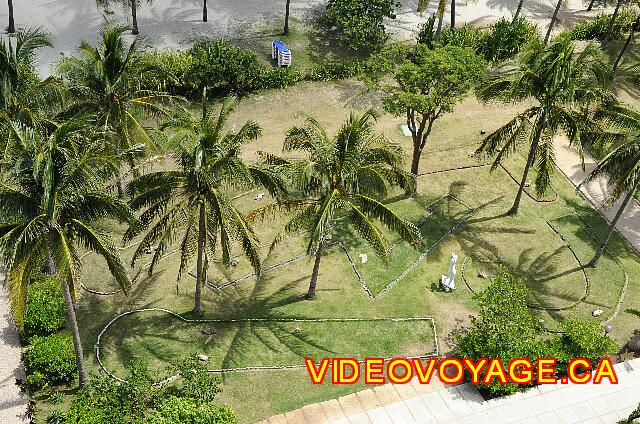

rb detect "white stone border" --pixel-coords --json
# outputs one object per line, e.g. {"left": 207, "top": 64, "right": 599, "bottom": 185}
{"left": 95, "top": 307, "right": 439, "bottom": 385}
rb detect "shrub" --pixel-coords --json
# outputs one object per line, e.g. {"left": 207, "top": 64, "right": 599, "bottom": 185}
{"left": 256, "top": 67, "right": 302, "bottom": 89}
{"left": 417, "top": 15, "right": 437, "bottom": 49}
{"left": 558, "top": 318, "right": 618, "bottom": 363}
{"left": 183, "top": 40, "right": 264, "bottom": 97}
{"left": 455, "top": 271, "right": 546, "bottom": 395}
{"left": 477, "top": 17, "right": 538, "bottom": 62}
{"left": 139, "top": 50, "right": 193, "bottom": 95}
{"left": 148, "top": 398, "right": 238, "bottom": 424}
{"left": 24, "top": 275, "right": 66, "bottom": 342}
{"left": 24, "top": 333, "right": 76, "bottom": 389}
{"left": 439, "top": 26, "right": 486, "bottom": 51}
{"left": 322, "top": 0, "right": 400, "bottom": 51}
{"left": 570, "top": 8, "right": 638, "bottom": 41}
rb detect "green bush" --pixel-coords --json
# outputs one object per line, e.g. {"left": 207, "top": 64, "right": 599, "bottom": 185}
{"left": 183, "top": 40, "right": 264, "bottom": 97}
{"left": 478, "top": 17, "right": 538, "bottom": 62}
{"left": 417, "top": 15, "right": 437, "bottom": 49}
{"left": 570, "top": 8, "right": 638, "bottom": 41}
{"left": 558, "top": 318, "right": 618, "bottom": 363}
{"left": 256, "top": 67, "right": 302, "bottom": 89}
{"left": 322, "top": 0, "right": 399, "bottom": 51}
{"left": 439, "top": 26, "right": 486, "bottom": 51}
{"left": 25, "top": 333, "right": 76, "bottom": 389}
{"left": 24, "top": 275, "right": 66, "bottom": 342}
{"left": 140, "top": 50, "right": 193, "bottom": 95}
{"left": 148, "top": 397, "right": 238, "bottom": 424}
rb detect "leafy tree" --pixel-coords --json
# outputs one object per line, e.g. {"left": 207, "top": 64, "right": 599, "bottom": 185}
{"left": 0, "top": 118, "right": 134, "bottom": 386}
{"left": 256, "top": 110, "right": 420, "bottom": 299}
{"left": 383, "top": 45, "right": 484, "bottom": 190}
{"left": 323, "top": 0, "right": 400, "bottom": 51}
{"left": 475, "top": 37, "right": 613, "bottom": 215}
{"left": 126, "top": 95, "right": 284, "bottom": 315}
{"left": 58, "top": 26, "right": 172, "bottom": 198}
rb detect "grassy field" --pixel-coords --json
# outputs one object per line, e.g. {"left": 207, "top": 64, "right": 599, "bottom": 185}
{"left": 62, "top": 80, "right": 640, "bottom": 423}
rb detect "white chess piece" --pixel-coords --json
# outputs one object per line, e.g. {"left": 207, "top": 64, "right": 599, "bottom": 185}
{"left": 441, "top": 253, "right": 459, "bottom": 292}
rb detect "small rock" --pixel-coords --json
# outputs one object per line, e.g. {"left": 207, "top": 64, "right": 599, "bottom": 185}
{"left": 592, "top": 309, "right": 604, "bottom": 317}
{"left": 495, "top": 147, "right": 502, "bottom": 153}
{"left": 145, "top": 245, "right": 158, "bottom": 254}
{"left": 480, "top": 129, "right": 487, "bottom": 135}
{"left": 198, "top": 354, "right": 209, "bottom": 362}
{"left": 539, "top": 319, "right": 545, "bottom": 324}
{"left": 358, "top": 253, "right": 368, "bottom": 264}
{"left": 628, "top": 334, "right": 640, "bottom": 352}
{"left": 230, "top": 258, "right": 239, "bottom": 267}
{"left": 478, "top": 271, "right": 490, "bottom": 279}
{"left": 524, "top": 180, "right": 531, "bottom": 188}
{"left": 254, "top": 192, "right": 265, "bottom": 201}
{"left": 294, "top": 327, "right": 301, "bottom": 334}
{"left": 201, "top": 327, "right": 217, "bottom": 336}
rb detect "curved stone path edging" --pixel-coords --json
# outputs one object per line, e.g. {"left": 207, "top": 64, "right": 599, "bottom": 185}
{"left": 460, "top": 213, "right": 629, "bottom": 322}
{"left": 95, "top": 307, "right": 439, "bottom": 384}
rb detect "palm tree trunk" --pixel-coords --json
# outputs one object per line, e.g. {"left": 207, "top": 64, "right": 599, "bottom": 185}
{"left": 603, "top": 0, "right": 624, "bottom": 46}
{"left": 435, "top": 13, "right": 444, "bottom": 41}
{"left": 61, "top": 279, "right": 89, "bottom": 386}
{"left": 450, "top": 0, "right": 455, "bottom": 29}
{"left": 613, "top": 16, "right": 640, "bottom": 72}
{"left": 284, "top": 0, "right": 291, "bottom": 35}
{"left": 131, "top": 0, "right": 139, "bottom": 35}
{"left": 508, "top": 114, "right": 545, "bottom": 215}
{"left": 194, "top": 202, "right": 205, "bottom": 315}
{"left": 307, "top": 243, "right": 323, "bottom": 299}
{"left": 514, "top": 0, "right": 524, "bottom": 20}
{"left": 587, "top": 0, "right": 597, "bottom": 11}
{"left": 7, "top": 0, "right": 15, "bottom": 34}
{"left": 544, "top": 0, "right": 563, "bottom": 45}
{"left": 588, "top": 179, "right": 639, "bottom": 268}
{"left": 203, "top": 0, "right": 208, "bottom": 22}
{"left": 46, "top": 253, "right": 89, "bottom": 386}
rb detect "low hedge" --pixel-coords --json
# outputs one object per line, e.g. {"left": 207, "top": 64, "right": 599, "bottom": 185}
{"left": 570, "top": 8, "right": 638, "bottom": 41}
{"left": 24, "top": 333, "right": 76, "bottom": 389}
{"left": 23, "top": 275, "right": 66, "bottom": 342}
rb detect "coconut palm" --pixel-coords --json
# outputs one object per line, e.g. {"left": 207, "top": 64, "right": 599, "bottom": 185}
{"left": 284, "top": 0, "right": 291, "bottom": 35}
{"left": 7, "top": 0, "right": 15, "bottom": 33}
{"left": 544, "top": 0, "right": 564, "bottom": 44}
{"left": 58, "top": 26, "right": 172, "bottom": 198}
{"left": 514, "top": 0, "right": 525, "bottom": 20}
{"left": 603, "top": 0, "right": 626, "bottom": 46}
{"left": 255, "top": 110, "right": 420, "bottom": 299}
{"left": 475, "top": 37, "right": 614, "bottom": 215}
{"left": 584, "top": 117, "right": 640, "bottom": 267}
{"left": 203, "top": 0, "right": 208, "bottom": 22}
{"left": 613, "top": 15, "right": 640, "bottom": 72}
{"left": 125, "top": 95, "right": 284, "bottom": 315}
{"left": 418, "top": 0, "right": 448, "bottom": 41}
{"left": 0, "top": 118, "right": 133, "bottom": 386}
{"left": 0, "top": 28, "right": 60, "bottom": 123}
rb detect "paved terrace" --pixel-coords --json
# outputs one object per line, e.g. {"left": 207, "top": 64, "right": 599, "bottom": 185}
{"left": 260, "top": 358, "right": 640, "bottom": 423}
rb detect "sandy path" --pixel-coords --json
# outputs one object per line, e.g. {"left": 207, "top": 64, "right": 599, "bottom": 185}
{"left": 0, "top": 267, "right": 28, "bottom": 424}
{"left": 3, "top": 0, "right": 612, "bottom": 75}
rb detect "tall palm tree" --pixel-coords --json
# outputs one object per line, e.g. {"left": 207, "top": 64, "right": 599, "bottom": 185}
{"left": 131, "top": 0, "right": 139, "bottom": 35}
{"left": 203, "top": 0, "right": 208, "bottom": 22}
{"left": 284, "top": 0, "right": 291, "bottom": 35}
{"left": 544, "top": 0, "right": 564, "bottom": 44}
{"left": 0, "top": 118, "right": 133, "bottom": 386}
{"left": 613, "top": 15, "right": 640, "bottom": 72}
{"left": 603, "top": 0, "right": 626, "bottom": 46}
{"left": 514, "top": 0, "right": 525, "bottom": 20}
{"left": 418, "top": 0, "right": 448, "bottom": 41}
{"left": 125, "top": 95, "right": 284, "bottom": 315}
{"left": 0, "top": 28, "right": 58, "bottom": 122}
{"left": 255, "top": 111, "right": 420, "bottom": 299}
{"left": 476, "top": 37, "right": 614, "bottom": 215}
{"left": 584, "top": 119, "right": 640, "bottom": 267}
{"left": 7, "top": 0, "right": 15, "bottom": 33}
{"left": 58, "top": 26, "right": 172, "bottom": 198}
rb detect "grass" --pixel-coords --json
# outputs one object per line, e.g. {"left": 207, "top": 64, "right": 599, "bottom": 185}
{"left": 50, "top": 83, "right": 640, "bottom": 423}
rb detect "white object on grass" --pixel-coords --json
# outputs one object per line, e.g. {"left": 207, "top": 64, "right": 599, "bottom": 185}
{"left": 358, "top": 253, "right": 368, "bottom": 264}
{"left": 441, "top": 252, "right": 458, "bottom": 292}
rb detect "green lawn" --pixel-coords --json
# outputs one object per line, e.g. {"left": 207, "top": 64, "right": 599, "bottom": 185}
{"left": 62, "top": 84, "right": 640, "bottom": 423}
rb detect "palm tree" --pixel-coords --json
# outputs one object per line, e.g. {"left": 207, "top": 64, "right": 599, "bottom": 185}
{"left": 284, "top": 0, "right": 291, "bottom": 35}
{"left": 544, "top": 0, "right": 564, "bottom": 44}
{"left": 0, "top": 28, "right": 58, "bottom": 122}
{"left": 418, "top": 0, "right": 448, "bottom": 41}
{"left": 125, "top": 95, "right": 284, "bottom": 315}
{"left": 476, "top": 37, "right": 614, "bottom": 215}
{"left": 256, "top": 111, "right": 420, "bottom": 299}
{"left": 584, "top": 123, "right": 640, "bottom": 267}
{"left": 203, "top": 0, "right": 208, "bottom": 22}
{"left": 131, "top": 0, "right": 139, "bottom": 35}
{"left": 603, "top": 0, "right": 626, "bottom": 46}
{"left": 58, "top": 26, "right": 172, "bottom": 198}
{"left": 514, "top": 0, "right": 525, "bottom": 20}
{"left": 0, "top": 118, "right": 133, "bottom": 386}
{"left": 7, "top": 0, "right": 15, "bottom": 33}
{"left": 613, "top": 15, "right": 640, "bottom": 72}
